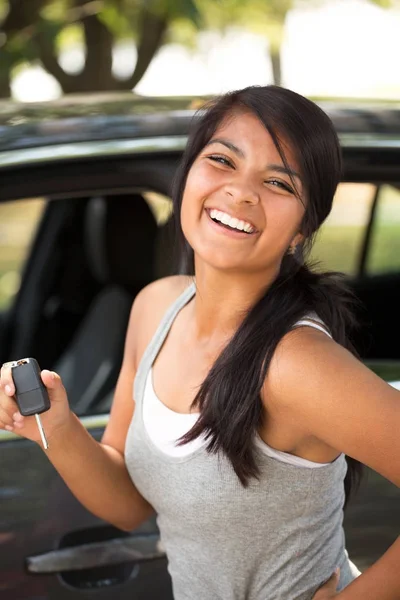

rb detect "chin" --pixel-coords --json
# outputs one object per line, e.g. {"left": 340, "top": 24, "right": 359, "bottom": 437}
{"left": 193, "top": 245, "right": 248, "bottom": 273}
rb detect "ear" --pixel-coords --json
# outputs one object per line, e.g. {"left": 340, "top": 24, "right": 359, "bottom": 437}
{"left": 291, "top": 232, "right": 305, "bottom": 247}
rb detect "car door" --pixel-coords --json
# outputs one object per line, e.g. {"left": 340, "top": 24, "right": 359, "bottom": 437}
{"left": 0, "top": 166, "right": 175, "bottom": 599}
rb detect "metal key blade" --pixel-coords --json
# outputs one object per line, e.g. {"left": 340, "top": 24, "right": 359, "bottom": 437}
{"left": 35, "top": 414, "right": 49, "bottom": 450}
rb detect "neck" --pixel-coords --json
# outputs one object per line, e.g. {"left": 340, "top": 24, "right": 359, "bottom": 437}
{"left": 189, "top": 260, "right": 280, "bottom": 342}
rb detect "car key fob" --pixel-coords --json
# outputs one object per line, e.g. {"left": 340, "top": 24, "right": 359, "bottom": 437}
{"left": 10, "top": 358, "right": 50, "bottom": 449}
{"left": 11, "top": 358, "right": 50, "bottom": 416}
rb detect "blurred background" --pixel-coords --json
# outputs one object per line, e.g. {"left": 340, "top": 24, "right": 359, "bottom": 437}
{"left": 1, "top": 0, "right": 400, "bottom": 102}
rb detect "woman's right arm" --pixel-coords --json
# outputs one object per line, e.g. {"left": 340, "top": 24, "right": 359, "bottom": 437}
{"left": 0, "top": 286, "right": 154, "bottom": 532}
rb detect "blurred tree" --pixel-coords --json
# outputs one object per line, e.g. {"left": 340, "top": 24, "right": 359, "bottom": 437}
{"left": 0, "top": 0, "right": 397, "bottom": 98}
{"left": 0, "top": 0, "right": 201, "bottom": 97}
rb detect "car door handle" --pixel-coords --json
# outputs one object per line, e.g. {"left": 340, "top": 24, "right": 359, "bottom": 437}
{"left": 26, "top": 534, "right": 165, "bottom": 573}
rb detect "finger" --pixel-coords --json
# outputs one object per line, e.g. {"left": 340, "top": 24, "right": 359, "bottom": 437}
{"left": 0, "top": 407, "right": 14, "bottom": 428}
{"left": 322, "top": 568, "right": 340, "bottom": 591}
{"left": 5, "top": 424, "right": 22, "bottom": 435}
{"left": 12, "top": 410, "right": 24, "bottom": 423}
{"left": 41, "top": 370, "right": 66, "bottom": 404}
{"left": 0, "top": 363, "right": 15, "bottom": 396}
{"left": 41, "top": 370, "right": 63, "bottom": 391}
{"left": 12, "top": 415, "right": 25, "bottom": 428}
{"left": 1, "top": 421, "right": 14, "bottom": 431}
{"left": 0, "top": 395, "right": 18, "bottom": 425}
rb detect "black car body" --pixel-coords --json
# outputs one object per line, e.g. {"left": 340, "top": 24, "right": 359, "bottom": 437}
{"left": 0, "top": 93, "right": 399, "bottom": 599}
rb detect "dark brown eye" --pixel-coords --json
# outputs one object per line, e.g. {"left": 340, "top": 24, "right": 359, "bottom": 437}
{"left": 208, "top": 155, "right": 234, "bottom": 168}
{"left": 266, "top": 179, "right": 294, "bottom": 194}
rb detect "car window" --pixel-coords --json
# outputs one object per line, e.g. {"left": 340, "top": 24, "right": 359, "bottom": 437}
{"left": 310, "top": 183, "right": 376, "bottom": 275}
{"left": 144, "top": 190, "right": 173, "bottom": 225}
{"left": 0, "top": 198, "right": 46, "bottom": 310}
{"left": 365, "top": 184, "right": 400, "bottom": 275}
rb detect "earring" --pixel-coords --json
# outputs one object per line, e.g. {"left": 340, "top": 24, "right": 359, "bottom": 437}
{"left": 287, "top": 245, "right": 296, "bottom": 255}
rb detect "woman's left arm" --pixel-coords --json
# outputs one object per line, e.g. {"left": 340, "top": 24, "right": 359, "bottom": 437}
{"left": 268, "top": 328, "right": 400, "bottom": 599}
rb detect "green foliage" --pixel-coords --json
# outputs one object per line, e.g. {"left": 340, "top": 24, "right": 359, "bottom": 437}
{"left": 0, "top": 0, "right": 396, "bottom": 96}
{"left": 0, "top": 0, "right": 8, "bottom": 20}
{"left": 98, "top": 2, "right": 135, "bottom": 38}
{"left": 40, "top": 0, "right": 69, "bottom": 21}
{"left": 56, "top": 23, "right": 83, "bottom": 50}
{"left": 369, "top": 0, "right": 397, "bottom": 7}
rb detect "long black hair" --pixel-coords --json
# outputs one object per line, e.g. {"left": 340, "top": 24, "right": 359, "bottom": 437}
{"left": 173, "top": 85, "right": 363, "bottom": 506}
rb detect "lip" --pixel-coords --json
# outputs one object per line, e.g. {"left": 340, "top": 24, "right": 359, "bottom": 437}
{"left": 204, "top": 208, "right": 258, "bottom": 238}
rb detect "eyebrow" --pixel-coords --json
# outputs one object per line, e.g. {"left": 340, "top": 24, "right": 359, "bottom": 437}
{"left": 205, "top": 138, "right": 302, "bottom": 182}
{"left": 268, "top": 164, "right": 302, "bottom": 183}
{"left": 206, "top": 138, "right": 245, "bottom": 158}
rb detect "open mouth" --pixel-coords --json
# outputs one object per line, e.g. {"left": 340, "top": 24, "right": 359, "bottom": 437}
{"left": 206, "top": 208, "right": 257, "bottom": 235}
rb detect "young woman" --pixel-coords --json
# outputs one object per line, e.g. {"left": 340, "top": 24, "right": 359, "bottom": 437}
{"left": 1, "top": 86, "right": 399, "bottom": 600}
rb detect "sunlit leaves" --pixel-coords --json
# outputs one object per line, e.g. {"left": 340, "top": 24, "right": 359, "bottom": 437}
{"left": 0, "top": 0, "right": 398, "bottom": 96}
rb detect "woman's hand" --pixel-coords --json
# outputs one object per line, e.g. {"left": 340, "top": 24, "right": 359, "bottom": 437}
{"left": 312, "top": 568, "right": 340, "bottom": 599}
{"left": 0, "top": 363, "right": 72, "bottom": 445}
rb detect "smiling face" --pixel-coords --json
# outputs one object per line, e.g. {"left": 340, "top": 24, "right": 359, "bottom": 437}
{"left": 180, "top": 110, "right": 307, "bottom": 275}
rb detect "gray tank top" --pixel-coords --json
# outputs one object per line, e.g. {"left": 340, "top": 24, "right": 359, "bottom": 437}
{"left": 125, "top": 282, "right": 360, "bottom": 600}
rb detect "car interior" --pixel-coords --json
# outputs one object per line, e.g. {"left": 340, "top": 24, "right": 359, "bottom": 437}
{"left": 343, "top": 182, "right": 400, "bottom": 369}
{"left": 0, "top": 189, "right": 176, "bottom": 415}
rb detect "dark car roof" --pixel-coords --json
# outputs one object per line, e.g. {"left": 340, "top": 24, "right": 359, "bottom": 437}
{"left": 0, "top": 94, "right": 198, "bottom": 152}
{"left": 1, "top": 93, "right": 400, "bottom": 168}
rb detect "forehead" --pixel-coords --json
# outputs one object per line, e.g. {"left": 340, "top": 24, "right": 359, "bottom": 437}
{"left": 210, "top": 109, "right": 299, "bottom": 167}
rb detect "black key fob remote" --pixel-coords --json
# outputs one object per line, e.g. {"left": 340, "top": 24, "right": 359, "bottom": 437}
{"left": 11, "top": 358, "right": 50, "bottom": 416}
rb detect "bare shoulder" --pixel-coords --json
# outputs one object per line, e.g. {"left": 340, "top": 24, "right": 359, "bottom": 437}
{"left": 265, "top": 325, "right": 368, "bottom": 421}
{"left": 266, "top": 326, "right": 342, "bottom": 404}
{"left": 127, "top": 275, "right": 193, "bottom": 367}
{"left": 132, "top": 275, "right": 193, "bottom": 323}
{"left": 265, "top": 326, "right": 400, "bottom": 485}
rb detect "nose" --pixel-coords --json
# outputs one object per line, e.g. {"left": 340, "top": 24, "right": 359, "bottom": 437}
{"left": 224, "top": 180, "right": 260, "bottom": 206}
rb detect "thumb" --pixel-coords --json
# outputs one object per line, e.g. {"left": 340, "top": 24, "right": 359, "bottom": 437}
{"left": 41, "top": 370, "right": 66, "bottom": 401}
{"left": 324, "top": 568, "right": 340, "bottom": 591}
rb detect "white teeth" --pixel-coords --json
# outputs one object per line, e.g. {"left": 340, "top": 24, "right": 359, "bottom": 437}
{"left": 208, "top": 209, "right": 254, "bottom": 233}
{"left": 221, "top": 213, "right": 230, "bottom": 225}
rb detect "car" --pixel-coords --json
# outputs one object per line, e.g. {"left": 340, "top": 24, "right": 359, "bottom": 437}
{"left": 0, "top": 92, "right": 399, "bottom": 599}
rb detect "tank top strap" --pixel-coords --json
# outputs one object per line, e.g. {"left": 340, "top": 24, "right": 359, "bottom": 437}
{"left": 133, "top": 281, "right": 196, "bottom": 406}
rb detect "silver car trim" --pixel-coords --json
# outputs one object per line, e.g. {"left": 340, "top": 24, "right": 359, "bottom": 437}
{"left": 1, "top": 133, "right": 400, "bottom": 169}
{"left": 0, "top": 413, "right": 110, "bottom": 443}
{"left": 0, "top": 136, "right": 188, "bottom": 168}
{"left": 339, "top": 133, "right": 400, "bottom": 148}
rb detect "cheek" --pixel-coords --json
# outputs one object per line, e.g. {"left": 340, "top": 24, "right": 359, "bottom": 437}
{"left": 180, "top": 192, "right": 191, "bottom": 240}
{"left": 180, "top": 187, "right": 200, "bottom": 245}
{"left": 180, "top": 168, "right": 209, "bottom": 229}
{"left": 261, "top": 199, "right": 305, "bottom": 248}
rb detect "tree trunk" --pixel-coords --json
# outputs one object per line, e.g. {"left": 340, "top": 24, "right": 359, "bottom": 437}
{"left": 2, "top": 0, "right": 169, "bottom": 95}
{"left": 35, "top": 13, "right": 115, "bottom": 93}
{"left": 78, "top": 13, "right": 114, "bottom": 91}
{"left": 0, "top": 68, "right": 11, "bottom": 99}
{"left": 119, "top": 7, "right": 168, "bottom": 90}
{"left": 2, "top": 0, "right": 48, "bottom": 32}
{"left": 34, "top": 31, "right": 76, "bottom": 93}
{"left": 270, "top": 47, "right": 282, "bottom": 86}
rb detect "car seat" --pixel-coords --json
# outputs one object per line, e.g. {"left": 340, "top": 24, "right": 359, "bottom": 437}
{"left": 55, "top": 193, "right": 158, "bottom": 415}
